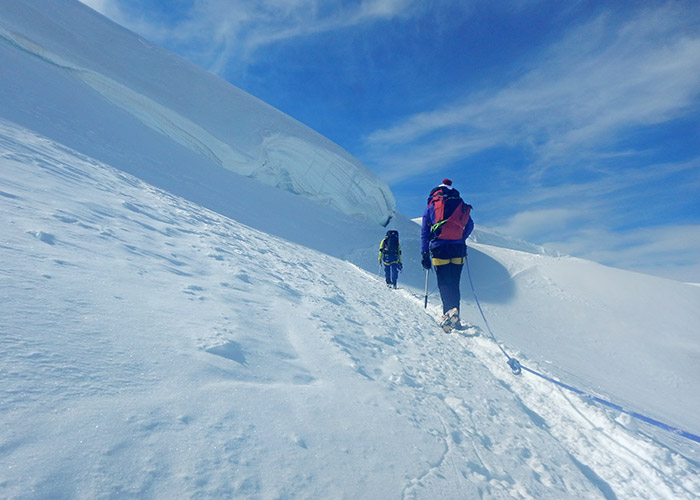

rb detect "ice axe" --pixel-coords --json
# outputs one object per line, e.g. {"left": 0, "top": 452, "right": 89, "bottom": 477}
{"left": 424, "top": 268, "right": 430, "bottom": 308}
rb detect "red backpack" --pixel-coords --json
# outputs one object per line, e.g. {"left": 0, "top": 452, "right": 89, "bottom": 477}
{"left": 429, "top": 189, "right": 472, "bottom": 240}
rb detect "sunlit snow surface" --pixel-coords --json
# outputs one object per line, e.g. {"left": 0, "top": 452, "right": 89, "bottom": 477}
{"left": 3, "top": 120, "right": 700, "bottom": 499}
{"left": 2, "top": 0, "right": 700, "bottom": 497}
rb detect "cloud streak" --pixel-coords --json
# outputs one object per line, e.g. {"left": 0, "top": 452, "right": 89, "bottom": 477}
{"left": 489, "top": 154, "right": 700, "bottom": 281}
{"left": 366, "top": 4, "right": 700, "bottom": 179}
{"left": 80, "top": 0, "right": 425, "bottom": 75}
{"left": 546, "top": 224, "right": 700, "bottom": 283}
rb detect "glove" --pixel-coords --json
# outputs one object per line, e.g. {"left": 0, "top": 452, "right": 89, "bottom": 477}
{"left": 398, "top": 263, "right": 403, "bottom": 271}
{"left": 421, "top": 252, "right": 431, "bottom": 270}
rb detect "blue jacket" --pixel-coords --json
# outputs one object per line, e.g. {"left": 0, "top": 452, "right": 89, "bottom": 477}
{"left": 420, "top": 185, "right": 474, "bottom": 253}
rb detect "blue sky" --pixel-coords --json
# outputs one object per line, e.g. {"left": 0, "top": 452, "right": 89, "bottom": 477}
{"left": 79, "top": 0, "right": 700, "bottom": 281}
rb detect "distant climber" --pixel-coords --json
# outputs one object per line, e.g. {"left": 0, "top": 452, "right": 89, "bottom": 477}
{"left": 420, "top": 179, "right": 473, "bottom": 332}
{"left": 379, "top": 230, "right": 402, "bottom": 289}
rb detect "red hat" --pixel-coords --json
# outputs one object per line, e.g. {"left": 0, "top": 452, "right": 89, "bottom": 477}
{"left": 442, "top": 178, "right": 452, "bottom": 186}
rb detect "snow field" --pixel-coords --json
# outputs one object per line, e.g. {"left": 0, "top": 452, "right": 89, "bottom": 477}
{"left": 3, "top": 122, "right": 699, "bottom": 498}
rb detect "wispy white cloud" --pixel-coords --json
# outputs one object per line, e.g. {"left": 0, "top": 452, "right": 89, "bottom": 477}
{"left": 509, "top": 156, "right": 699, "bottom": 210}
{"left": 546, "top": 224, "right": 700, "bottom": 282}
{"left": 490, "top": 192, "right": 700, "bottom": 281}
{"left": 78, "top": 0, "right": 174, "bottom": 42}
{"left": 373, "top": 133, "right": 505, "bottom": 183}
{"left": 79, "top": 0, "right": 425, "bottom": 75}
{"left": 78, "top": 0, "right": 112, "bottom": 12}
{"left": 496, "top": 151, "right": 695, "bottom": 213}
{"left": 494, "top": 207, "right": 580, "bottom": 241}
{"left": 367, "top": 4, "right": 700, "bottom": 180}
{"left": 489, "top": 154, "right": 700, "bottom": 281}
{"left": 218, "top": 0, "right": 419, "bottom": 68}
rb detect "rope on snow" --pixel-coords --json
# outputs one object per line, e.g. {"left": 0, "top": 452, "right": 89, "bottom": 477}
{"left": 464, "top": 251, "right": 700, "bottom": 445}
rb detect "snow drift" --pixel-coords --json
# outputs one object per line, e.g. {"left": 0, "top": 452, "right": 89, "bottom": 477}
{"left": 0, "top": 0, "right": 395, "bottom": 227}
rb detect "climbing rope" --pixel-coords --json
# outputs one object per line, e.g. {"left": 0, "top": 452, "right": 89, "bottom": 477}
{"left": 464, "top": 252, "right": 522, "bottom": 375}
{"left": 464, "top": 252, "right": 700, "bottom": 445}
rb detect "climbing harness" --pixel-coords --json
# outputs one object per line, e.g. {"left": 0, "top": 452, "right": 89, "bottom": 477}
{"left": 464, "top": 252, "right": 700, "bottom": 444}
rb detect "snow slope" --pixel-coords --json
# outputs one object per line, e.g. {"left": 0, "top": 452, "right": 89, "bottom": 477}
{"left": 0, "top": 0, "right": 394, "bottom": 227}
{"left": 3, "top": 119, "right": 700, "bottom": 499}
{"left": 2, "top": 0, "right": 700, "bottom": 498}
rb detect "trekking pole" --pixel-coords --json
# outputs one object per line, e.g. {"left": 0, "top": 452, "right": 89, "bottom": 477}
{"left": 424, "top": 269, "right": 430, "bottom": 308}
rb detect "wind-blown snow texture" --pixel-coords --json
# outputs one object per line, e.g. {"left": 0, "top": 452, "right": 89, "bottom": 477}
{"left": 2, "top": 1, "right": 700, "bottom": 499}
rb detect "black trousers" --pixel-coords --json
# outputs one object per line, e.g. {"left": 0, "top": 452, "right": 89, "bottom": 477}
{"left": 431, "top": 243, "right": 467, "bottom": 315}
{"left": 434, "top": 262, "right": 463, "bottom": 314}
